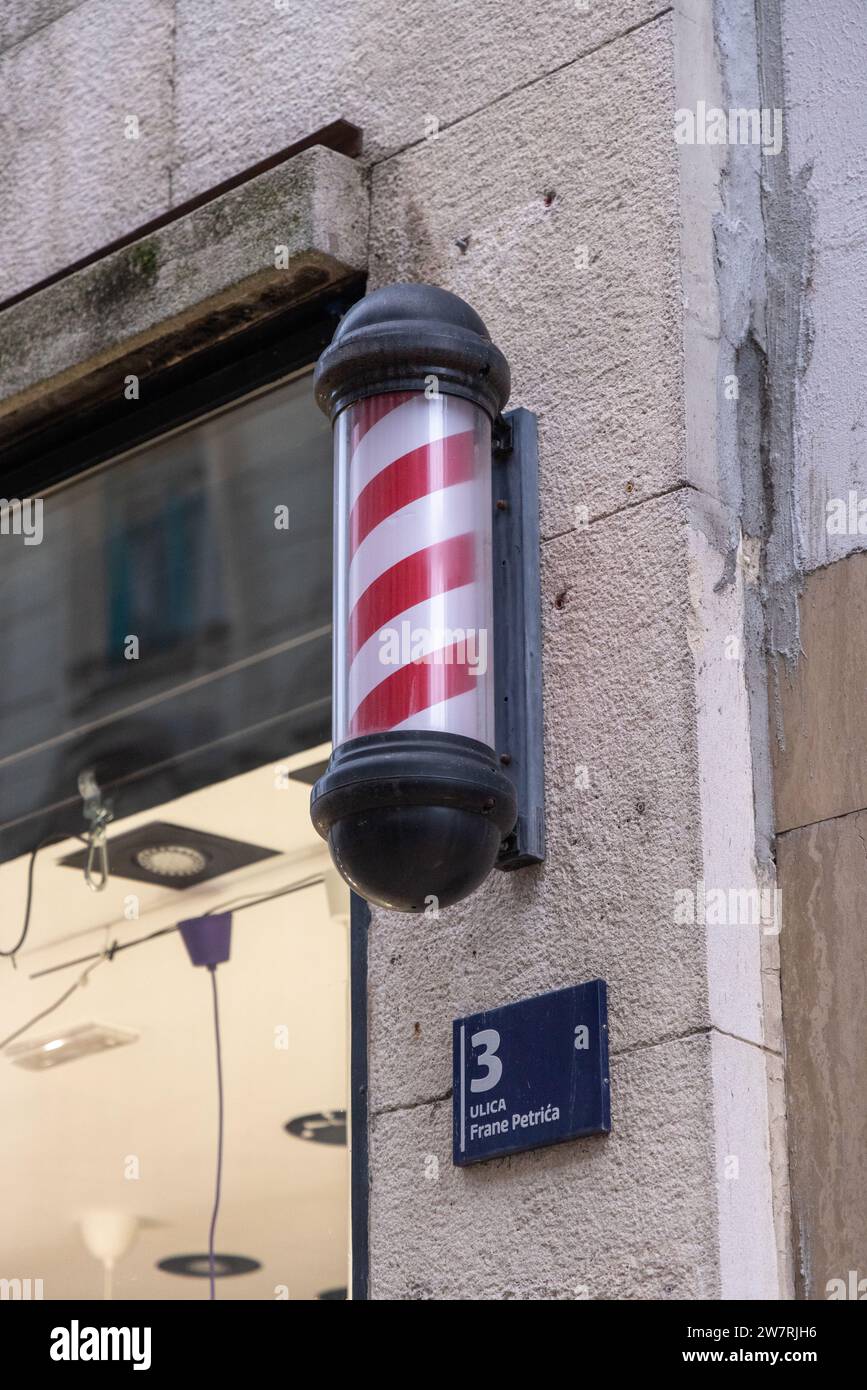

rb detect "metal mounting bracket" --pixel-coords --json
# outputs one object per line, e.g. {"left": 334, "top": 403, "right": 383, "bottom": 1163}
{"left": 492, "top": 407, "right": 546, "bottom": 870}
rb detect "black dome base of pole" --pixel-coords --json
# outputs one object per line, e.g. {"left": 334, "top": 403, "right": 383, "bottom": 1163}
{"left": 310, "top": 731, "right": 518, "bottom": 912}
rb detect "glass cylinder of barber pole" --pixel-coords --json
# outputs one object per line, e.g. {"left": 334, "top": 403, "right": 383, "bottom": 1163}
{"left": 311, "top": 284, "right": 517, "bottom": 912}
{"left": 333, "top": 390, "right": 494, "bottom": 748}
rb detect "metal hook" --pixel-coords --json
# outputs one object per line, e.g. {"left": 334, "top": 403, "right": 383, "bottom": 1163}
{"left": 78, "top": 769, "right": 112, "bottom": 893}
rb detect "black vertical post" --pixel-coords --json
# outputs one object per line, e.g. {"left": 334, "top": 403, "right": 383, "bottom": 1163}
{"left": 349, "top": 891, "right": 370, "bottom": 1300}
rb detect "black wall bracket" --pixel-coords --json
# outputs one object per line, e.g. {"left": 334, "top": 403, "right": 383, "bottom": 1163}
{"left": 493, "top": 408, "right": 546, "bottom": 871}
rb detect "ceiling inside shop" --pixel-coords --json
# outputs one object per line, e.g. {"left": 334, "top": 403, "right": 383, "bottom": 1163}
{"left": 0, "top": 745, "right": 350, "bottom": 1301}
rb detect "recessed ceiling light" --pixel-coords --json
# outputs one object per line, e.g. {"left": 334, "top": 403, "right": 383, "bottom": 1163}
{"left": 5, "top": 1022, "right": 139, "bottom": 1070}
{"left": 285, "top": 1111, "right": 347, "bottom": 1145}
{"left": 58, "top": 820, "right": 280, "bottom": 890}
{"left": 157, "top": 1254, "right": 260, "bottom": 1279}
{"left": 134, "top": 844, "right": 209, "bottom": 878}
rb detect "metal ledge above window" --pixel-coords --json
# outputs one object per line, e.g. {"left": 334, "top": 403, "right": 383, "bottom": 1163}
{"left": 0, "top": 137, "right": 369, "bottom": 455}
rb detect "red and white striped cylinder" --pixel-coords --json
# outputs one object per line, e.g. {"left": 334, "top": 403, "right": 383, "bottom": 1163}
{"left": 332, "top": 389, "right": 495, "bottom": 751}
{"left": 311, "top": 282, "right": 517, "bottom": 912}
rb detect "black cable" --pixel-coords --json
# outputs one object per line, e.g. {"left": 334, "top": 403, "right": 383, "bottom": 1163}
{"left": 207, "top": 874, "right": 324, "bottom": 916}
{"left": 207, "top": 966, "right": 224, "bottom": 1302}
{"left": 6, "top": 869, "right": 313, "bottom": 1061}
{"left": 0, "top": 955, "right": 108, "bottom": 1051}
{"left": 1, "top": 833, "right": 87, "bottom": 961}
{"left": 28, "top": 923, "right": 179, "bottom": 981}
{"left": 27, "top": 875, "right": 324, "bottom": 981}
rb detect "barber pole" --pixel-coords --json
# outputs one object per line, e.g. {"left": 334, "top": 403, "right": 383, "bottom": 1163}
{"left": 311, "top": 283, "right": 521, "bottom": 911}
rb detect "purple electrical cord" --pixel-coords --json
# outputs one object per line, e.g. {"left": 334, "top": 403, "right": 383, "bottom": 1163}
{"left": 207, "top": 965, "right": 224, "bottom": 1302}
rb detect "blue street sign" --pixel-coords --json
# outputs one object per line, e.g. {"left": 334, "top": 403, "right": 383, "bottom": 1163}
{"left": 453, "top": 980, "right": 610, "bottom": 1165}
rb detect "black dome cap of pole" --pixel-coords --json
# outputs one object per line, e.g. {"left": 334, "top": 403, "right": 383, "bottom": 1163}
{"left": 314, "top": 282, "right": 511, "bottom": 422}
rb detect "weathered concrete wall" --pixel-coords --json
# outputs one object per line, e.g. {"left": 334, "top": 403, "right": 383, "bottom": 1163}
{"left": 0, "top": 0, "right": 666, "bottom": 304}
{"left": 372, "top": 1035, "right": 720, "bottom": 1300}
{"left": 0, "top": 0, "right": 799, "bottom": 1299}
{"left": 171, "top": 0, "right": 667, "bottom": 200}
{"left": 367, "top": 4, "right": 787, "bottom": 1299}
{"left": 0, "top": 2, "right": 83, "bottom": 52}
{"left": 0, "top": 0, "right": 175, "bottom": 303}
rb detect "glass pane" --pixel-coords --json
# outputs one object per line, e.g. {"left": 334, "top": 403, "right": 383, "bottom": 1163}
{"left": 0, "top": 369, "right": 332, "bottom": 863}
{"left": 333, "top": 390, "right": 495, "bottom": 747}
{"left": 0, "top": 364, "right": 350, "bottom": 1302}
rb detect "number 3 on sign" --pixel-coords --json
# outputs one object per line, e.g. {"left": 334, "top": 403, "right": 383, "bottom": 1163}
{"left": 470, "top": 1028, "right": 502, "bottom": 1092}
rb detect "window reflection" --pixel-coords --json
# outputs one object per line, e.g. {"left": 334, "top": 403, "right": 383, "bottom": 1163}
{"left": 0, "top": 369, "right": 333, "bottom": 863}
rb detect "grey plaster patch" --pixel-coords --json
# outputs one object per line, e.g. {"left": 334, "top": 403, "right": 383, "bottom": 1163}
{"left": 368, "top": 1033, "right": 719, "bottom": 1300}
{"left": 709, "top": 0, "right": 867, "bottom": 705}
{"left": 709, "top": 0, "right": 771, "bottom": 537}
{"left": 754, "top": 0, "right": 813, "bottom": 666}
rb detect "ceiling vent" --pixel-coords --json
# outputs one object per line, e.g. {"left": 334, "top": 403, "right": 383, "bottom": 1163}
{"left": 58, "top": 820, "right": 280, "bottom": 890}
